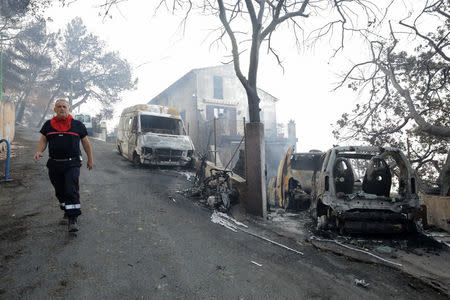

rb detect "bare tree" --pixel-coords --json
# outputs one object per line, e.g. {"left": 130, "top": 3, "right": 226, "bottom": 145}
{"left": 334, "top": 0, "right": 449, "bottom": 195}
{"left": 99, "top": 0, "right": 386, "bottom": 122}
{"left": 96, "top": 0, "right": 398, "bottom": 212}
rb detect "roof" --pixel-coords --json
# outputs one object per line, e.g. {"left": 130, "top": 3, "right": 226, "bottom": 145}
{"left": 149, "top": 65, "right": 279, "bottom": 103}
{"left": 121, "top": 104, "right": 180, "bottom": 118}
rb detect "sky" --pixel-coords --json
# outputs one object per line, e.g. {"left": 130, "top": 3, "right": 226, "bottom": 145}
{"left": 44, "top": 0, "right": 368, "bottom": 152}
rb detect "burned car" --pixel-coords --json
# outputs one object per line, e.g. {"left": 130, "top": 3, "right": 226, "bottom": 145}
{"left": 117, "top": 104, "right": 195, "bottom": 167}
{"left": 269, "top": 146, "right": 420, "bottom": 234}
{"left": 312, "top": 146, "right": 420, "bottom": 234}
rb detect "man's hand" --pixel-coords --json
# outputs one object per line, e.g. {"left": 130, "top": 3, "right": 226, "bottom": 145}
{"left": 87, "top": 159, "right": 94, "bottom": 170}
{"left": 33, "top": 151, "right": 43, "bottom": 163}
{"left": 81, "top": 136, "right": 94, "bottom": 171}
{"left": 34, "top": 135, "right": 48, "bottom": 162}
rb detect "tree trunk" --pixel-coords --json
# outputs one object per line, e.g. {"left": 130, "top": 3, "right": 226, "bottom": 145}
{"left": 439, "top": 150, "right": 450, "bottom": 196}
{"left": 37, "top": 93, "right": 57, "bottom": 128}
{"left": 70, "top": 92, "right": 90, "bottom": 111}
{"left": 380, "top": 64, "right": 450, "bottom": 137}
{"left": 246, "top": 89, "right": 260, "bottom": 122}
{"left": 15, "top": 102, "right": 26, "bottom": 124}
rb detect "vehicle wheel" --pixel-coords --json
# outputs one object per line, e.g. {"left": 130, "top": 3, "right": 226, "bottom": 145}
{"left": 336, "top": 218, "right": 345, "bottom": 235}
{"left": 283, "top": 192, "right": 291, "bottom": 210}
{"left": 184, "top": 159, "right": 194, "bottom": 170}
{"left": 406, "top": 220, "right": 418, "bottom": 234}
{"left": 317, "top": 215, "right": 328, "bottom": 230}
{"left": 132, "top": 152, "right": 141, "bottom": 166}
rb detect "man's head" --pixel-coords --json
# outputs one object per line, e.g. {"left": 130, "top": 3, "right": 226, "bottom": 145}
{"left": 54, "top": 99, "right": 70, "bottom": 119}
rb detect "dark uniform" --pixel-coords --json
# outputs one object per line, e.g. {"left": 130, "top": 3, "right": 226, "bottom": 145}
{"left": 40, "top": 119, "right": 88, "bottom": 218}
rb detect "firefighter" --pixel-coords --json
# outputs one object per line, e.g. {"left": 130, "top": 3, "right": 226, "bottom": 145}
{"left": 34, "top": 99, "right": 94, "bottom": 232}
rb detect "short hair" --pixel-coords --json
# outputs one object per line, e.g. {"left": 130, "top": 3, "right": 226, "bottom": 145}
{"left": 55, "top": 99, "right": 70, "bottom": 108}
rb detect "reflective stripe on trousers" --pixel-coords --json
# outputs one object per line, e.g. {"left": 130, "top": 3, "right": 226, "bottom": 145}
{"left": 65, "top": 204, "right": 81, "bottom": 210}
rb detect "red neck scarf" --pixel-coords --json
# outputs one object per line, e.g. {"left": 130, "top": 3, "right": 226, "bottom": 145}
{"left": 51, "top": 114, "right": 73, "bottom": 132}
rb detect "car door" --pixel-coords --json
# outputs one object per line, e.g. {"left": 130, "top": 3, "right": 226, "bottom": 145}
{"left": 127, "top": 115, "right": 139, "bottom": 159}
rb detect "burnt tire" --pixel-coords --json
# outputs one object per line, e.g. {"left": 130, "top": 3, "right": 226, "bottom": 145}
{"left": 132, "top": 152, "right": 141, "bottom": 166}
{"left": 283, "top": 192, "right": 291, "bottom": 210}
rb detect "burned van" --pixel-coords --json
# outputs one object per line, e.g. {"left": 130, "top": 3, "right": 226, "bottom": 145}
{"left": 117, "top": 104, "right": 194, "bottom": 167}
{"left": 311, "top": 146, "right": 420, "bottom": 234}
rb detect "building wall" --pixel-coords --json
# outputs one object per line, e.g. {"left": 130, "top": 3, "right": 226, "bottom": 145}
{"left": 421, "top": 195, "right": 450, "bottom": 233}
{"left": 150, "top": 65, "right": 290, "bottom": 172}
{"left": 150, "top": 72, "right": 199, "bottom": 147}
{"left": 195, "top": 64, "right": 278, "bottom": 138}
{"left": 258, "top": 89, "right": 278, "bottom": 138}
{"left": 196, "top": 65, "right": 246, "bottom": 138}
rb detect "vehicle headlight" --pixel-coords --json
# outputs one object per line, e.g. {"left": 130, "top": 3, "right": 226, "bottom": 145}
{"left": 142, "top": 147, "right": 153, "bottom": 155}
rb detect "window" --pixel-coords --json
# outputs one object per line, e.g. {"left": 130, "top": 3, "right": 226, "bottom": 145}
{"left": 213, "top": 76, "right": 223, "bottom": 99}
{"left": 140, "top": 115, "right": 183, "bottom": 135}
{"left": 131, "top": 116, "right": 138, "bottom": 132}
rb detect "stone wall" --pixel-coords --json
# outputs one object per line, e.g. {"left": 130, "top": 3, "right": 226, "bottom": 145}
{"left": 421, "top": 195, "right": 450, "bottom": 233}
{"left": 0, "top": 101, "right": 15, "bottom": 151}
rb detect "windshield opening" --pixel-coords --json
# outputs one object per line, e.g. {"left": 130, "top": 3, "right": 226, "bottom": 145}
{"left": 75, "top": 114, "right": 91, "bottom": 123}
{"left": 337, "top": 152, "right": 408, "bottom": 198}
{"left": 140, "top": 115, "right": 183, "bottom": 135}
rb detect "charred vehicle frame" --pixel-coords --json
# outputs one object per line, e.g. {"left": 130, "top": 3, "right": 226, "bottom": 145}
{"left": 312, "top": 146, "right": 420, "bottom": 234}
{"left": 269, "top": 146, "right": 420, "bottom": 234}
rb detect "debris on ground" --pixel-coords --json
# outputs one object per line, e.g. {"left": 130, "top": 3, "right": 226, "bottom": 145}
{"left": 182, "top": 157, "right": 239, "bottom": 212}
{"left": 251, "top": 261, "right": 262, "bottom": 267}
{"left": 354, "top": 278, "right": 370, "bottom": 288}
{"left": 374, "top": 246, "right": 393, "bottom": 254}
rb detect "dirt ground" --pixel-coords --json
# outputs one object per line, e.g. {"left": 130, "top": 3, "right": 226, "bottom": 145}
{"left": 255, "top": 208, "right": 450, "bottom": 296}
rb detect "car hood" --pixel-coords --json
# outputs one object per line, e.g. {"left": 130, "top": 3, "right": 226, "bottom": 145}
{"left": 139, "top": 133, "right": 194, "bottom": 150}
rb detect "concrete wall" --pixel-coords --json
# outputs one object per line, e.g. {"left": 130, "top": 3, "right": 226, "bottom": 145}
{"left": 195, "top": 65, "right": 278, "bottom": 138}
{"left": 0, "top": 101, "right": 15, "bottom": 151}
{"left": 422, "top": 195, "right": 450, "bottom": 233}
{"left": 150, "top": 72, "right": 198, "bottom": 147}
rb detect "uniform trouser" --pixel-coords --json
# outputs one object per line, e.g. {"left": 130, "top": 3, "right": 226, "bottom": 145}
{"left": 47, "top": 163, "right": 81, "bottom": 218}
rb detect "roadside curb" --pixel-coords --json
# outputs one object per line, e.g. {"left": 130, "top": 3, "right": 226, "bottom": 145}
{"left": 308, "top": 234, "right": 449, "bottom": 297}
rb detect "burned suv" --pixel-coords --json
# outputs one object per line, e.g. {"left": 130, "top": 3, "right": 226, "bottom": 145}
{"left": 311, "top": 146, "right": 420, "bottom": 234}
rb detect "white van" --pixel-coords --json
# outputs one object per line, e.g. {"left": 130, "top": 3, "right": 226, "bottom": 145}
{"left": 117, "top": 104, "right": 195, "bottom": 167}
{"left": 74, "top": 114, "right": 93, "bottom": 135}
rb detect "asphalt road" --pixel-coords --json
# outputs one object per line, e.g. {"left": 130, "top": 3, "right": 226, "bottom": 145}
{"left": 0, "top": 126, "right": 447, "bottom": 299}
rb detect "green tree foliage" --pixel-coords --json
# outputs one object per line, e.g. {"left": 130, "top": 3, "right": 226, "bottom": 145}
{"left": 333, "top": 1, "right": 449, "bottom": 195}
{"left": 2, "top": 20, "right": 56, "bottom": 123}
{"left": 0, "top": 0, "right": 55, "bottom": 35}
{"left": 37, "top": 17, "right": 136, "bottom": 126}
{"left": 0, "top": 0, "right": 30, "bottom": 18}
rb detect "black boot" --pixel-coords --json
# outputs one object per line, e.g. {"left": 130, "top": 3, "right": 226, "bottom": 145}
{"left": 68, "top": 216, "right": 79, "bottom": 232}
{"left": 59, "top": 212, "right": 69, "bottom": 225}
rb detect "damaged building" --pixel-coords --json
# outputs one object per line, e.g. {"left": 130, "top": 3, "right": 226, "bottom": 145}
{"left": 149, "top": 64, "right": 297, "bottom": 180}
